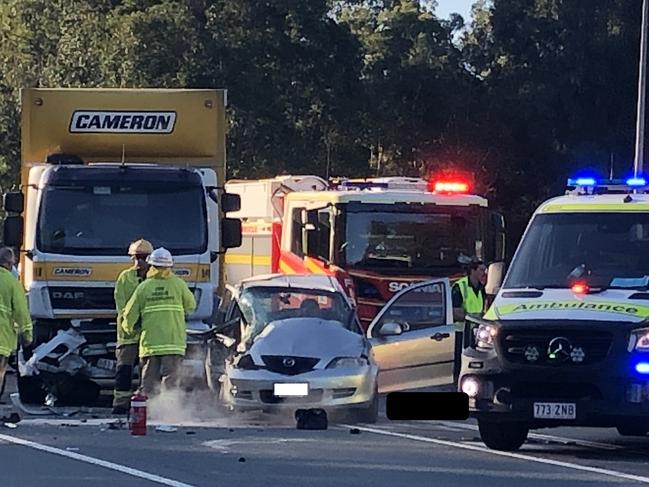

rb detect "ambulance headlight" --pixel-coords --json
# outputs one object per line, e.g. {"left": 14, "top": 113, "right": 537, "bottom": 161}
{"left": 629, "top": 327, "right": 649, "bottom": 352}
{"left": 474, "top": 323, "right": 497, "bottom": 350}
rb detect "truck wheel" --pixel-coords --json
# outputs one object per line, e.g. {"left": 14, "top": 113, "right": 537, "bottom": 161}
{"left": 478, "top": 419, "right": 529, "bottom": 451}
{"left": 616, "top": 423, "right": 649, "bottom": 437}
{"left": 17, "top": 374, "right": 47, "bottom": 405}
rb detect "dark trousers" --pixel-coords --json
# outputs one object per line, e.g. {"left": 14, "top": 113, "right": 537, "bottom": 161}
{"left": 113, "top": 344, "right": 138, "bottom": 408}
{"left": 453, "top": 331, "right": 463, "bottom": 386}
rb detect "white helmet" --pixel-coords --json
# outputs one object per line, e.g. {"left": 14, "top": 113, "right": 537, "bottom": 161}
{"left": 147, "top": 247, "right": 174, "bottom": 268}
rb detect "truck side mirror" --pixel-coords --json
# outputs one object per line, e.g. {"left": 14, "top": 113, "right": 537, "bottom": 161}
{"left": 3, "top": 215, "right": 24, "bottom": 247}
{"left": 221, "top": 193, "right": 241, "bottom": 213}
{"left": 4, "top": 192, "right": 24, "bottom": 214}
{"left": 485, "top": 262, "right": 505, "bottom": 296}
{"left": 221, "top": 218, "right": 242, "bottom": 249}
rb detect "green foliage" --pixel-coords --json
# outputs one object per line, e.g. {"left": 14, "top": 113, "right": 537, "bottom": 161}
{"left": 0, "top": 0, "right": 645, "bottom": 247}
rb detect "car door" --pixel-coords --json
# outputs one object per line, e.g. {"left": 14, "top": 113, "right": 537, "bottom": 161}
{"left": 367, "top": 278, "right": 455, "bottom": 393}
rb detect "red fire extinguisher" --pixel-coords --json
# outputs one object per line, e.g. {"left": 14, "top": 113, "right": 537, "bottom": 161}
{"left": 129, "top": 391, "right": 147, "bottom": 436}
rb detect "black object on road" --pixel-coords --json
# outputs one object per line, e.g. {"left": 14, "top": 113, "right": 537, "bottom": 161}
{"left": 295, "top": 408, "right": 328, "bottom": 430}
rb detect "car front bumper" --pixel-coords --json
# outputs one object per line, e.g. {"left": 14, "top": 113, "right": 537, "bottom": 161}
{"left": 222, "top": 365, "right": 378, "bottom": 411}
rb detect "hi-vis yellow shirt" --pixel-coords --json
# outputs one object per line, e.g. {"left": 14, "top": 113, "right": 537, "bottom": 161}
{"left": 0, "top": 267, "right": 32, "bottom": 357}
{"left": 114, "top": 267, "right": 144, "bottom": 346}
{"left": 121, "top": 268, "right": 196, "bottom": 357}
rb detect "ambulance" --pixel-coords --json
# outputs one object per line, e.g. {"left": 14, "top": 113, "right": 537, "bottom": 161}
{"left": 460, "top": 176, "right": 649, "bottom": 450}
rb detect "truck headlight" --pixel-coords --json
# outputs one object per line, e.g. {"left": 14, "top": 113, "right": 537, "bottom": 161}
{"left": 629, "top": 327, "right": 649, "bottom": 352}
{"left": 326, "top": 357, "right": 369, "bottom": 368}
{"left": 474, "top": 323, "right": 497, "bottom": 350}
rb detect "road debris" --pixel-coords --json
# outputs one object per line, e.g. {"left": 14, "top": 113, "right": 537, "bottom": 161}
{"left": 349, "top": 428, "right": 361, "bottom": 435}
{"left": 65, "top": 447, "right": 80, "bottom": 452}
{"left": 238, "top": 457, "right": 246, "bottom": 463}
{"left": 1, "top": 413, "right": 21, "bottom": 424}
{"left": 3, "top": 422, "right": 17, "bottom": 429}
{"left": 155, "top": 425, "right": 178, "bottom": 433}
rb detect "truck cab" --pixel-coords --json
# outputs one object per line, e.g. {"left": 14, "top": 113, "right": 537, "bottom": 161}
{"left": 5, "top": 88, "right": 242, "bottom": 403}
{"left": 461, "top": 176, "right": 649, "bottom": 451}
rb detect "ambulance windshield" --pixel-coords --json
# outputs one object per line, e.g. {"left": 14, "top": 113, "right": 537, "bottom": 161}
{"left": 37, "top": 182, "right": 207, "bottom": 255}
{"left": 505, "top": 213, "right": 649, "bottom": 289}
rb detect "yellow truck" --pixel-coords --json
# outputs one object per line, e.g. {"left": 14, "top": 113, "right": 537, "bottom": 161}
{"left": 4, "top": 88, "right": 241, "bottom": 404}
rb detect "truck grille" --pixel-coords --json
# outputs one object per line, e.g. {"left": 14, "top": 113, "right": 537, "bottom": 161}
{"left": 49, "top": 287, "right": 115, "bottom": 310}
{"left": 261, "top": 356, "right": 319, "bottom": 375}
{"left": 501, "top": 329, "right": 612, "bottom": 365}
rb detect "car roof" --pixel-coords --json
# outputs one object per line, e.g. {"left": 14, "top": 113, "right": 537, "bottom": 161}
{"left": 238, "top": 273, "right": 342, "bottom": 293}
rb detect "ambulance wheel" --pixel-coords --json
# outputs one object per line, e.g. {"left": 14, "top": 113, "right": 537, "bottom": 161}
{"left": 478, "top": 419, "right": 528, "bottom": 451}
{"left": 17, "top": 374, "right": 47, "bottom": 405}
{"left": 616, "top": 423, "right": 649, "bottom": 437}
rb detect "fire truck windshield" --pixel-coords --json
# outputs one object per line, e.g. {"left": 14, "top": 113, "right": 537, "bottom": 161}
{"left": 342, "top": 206, "right": 481, "bottom": 272}
{"left": 37, "top": 182, "right": 207, "bottom": 255}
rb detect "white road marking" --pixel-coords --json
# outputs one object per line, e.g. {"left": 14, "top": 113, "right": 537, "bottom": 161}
{"left": 203, "top": 437, "right": 317, "bottom": 452}
{"left": 340, "top": 424, "right": 649, "bottom": 485}
{"left": 438, "top": 421, "right": 623, "bottom": 451}
{"left": 0, "top": 433, "right": 198, "bottom": 487}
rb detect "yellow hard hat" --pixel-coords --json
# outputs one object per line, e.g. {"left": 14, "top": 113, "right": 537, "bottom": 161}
{"left": 128, "top": 239, "right": 154, "bottom": 256}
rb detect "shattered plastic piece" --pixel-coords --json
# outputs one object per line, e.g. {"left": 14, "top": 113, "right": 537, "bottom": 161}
{"left": 21, "top": 329, "right": 87, "bottom": 377}
{"left": 3, "top": 422, "right": 17, "bottom": 429}
{"left": 238, "top": 457, "right": 246, "bottom": 463}
{"left": 186, "top": 431, "right": 196, "bottom": 435}
{"left": 155, "top": 425, "right": 178, "bottom": 433}
{"left": 10, "top": 393, "right": 53, "bottom": 416}
{"left": 349, "top": 428, "right": 361, "bottom": 435}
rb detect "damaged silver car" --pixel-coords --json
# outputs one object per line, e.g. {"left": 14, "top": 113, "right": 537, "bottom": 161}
{"left": 208, "top": 274, "right": 380, "bottom": 422}
{"left": 203, "top": 274, "right": 457, "bottom": 423}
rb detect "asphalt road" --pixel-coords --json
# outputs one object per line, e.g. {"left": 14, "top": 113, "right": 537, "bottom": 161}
{"left": 2, "top": 374, "right": 649, "bottom": 487}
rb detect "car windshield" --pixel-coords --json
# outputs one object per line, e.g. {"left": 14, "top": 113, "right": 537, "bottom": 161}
{"left": 237, "top": 286, "right": 356, "bottom": 341}
{"left": 505, "top": 213, "right": 649, "bottom": 290}
{"left": 343, "top": 207, "right": 482, "bottom": 272}
{"left": 36, "top": 182, "right": 207, "bottom": 255}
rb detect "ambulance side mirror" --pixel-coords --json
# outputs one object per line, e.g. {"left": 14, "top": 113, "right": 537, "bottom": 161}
{"left": 485, "top": 262, "right": 504, "bottom": 296}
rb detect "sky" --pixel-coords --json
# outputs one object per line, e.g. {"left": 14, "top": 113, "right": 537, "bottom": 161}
{"left": 435, "top": 0, "right": 474, "bottom": 20}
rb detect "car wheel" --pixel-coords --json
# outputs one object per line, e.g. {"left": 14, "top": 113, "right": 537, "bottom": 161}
{"left": 478, "top": 419, "right": 528, "bottom": 451}
{"left": 616, "top": 423, "right": 649, "bottom": 437}
{"left": 353, "top": 392, "right": 379, "bottom": 424}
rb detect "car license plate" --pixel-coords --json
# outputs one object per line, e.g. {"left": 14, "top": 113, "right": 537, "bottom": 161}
{"left": 533, "top": 402, "right": 576, "bottom": 419}
{"left": 97, "top": 358, "right": 117, "bottom": 371}
{"left": 274, "top": 383, "right": 309, "bottom": 397}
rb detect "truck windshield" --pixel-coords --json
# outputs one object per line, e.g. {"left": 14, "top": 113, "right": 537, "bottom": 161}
{"left": 37, "top": 183, "right": 207, "bottom": 255}
{"left": 505, "top": 213, "right": 649, "bottom": 289}
{"left": 343, "top": 207, "right": 481, "bottom": 272}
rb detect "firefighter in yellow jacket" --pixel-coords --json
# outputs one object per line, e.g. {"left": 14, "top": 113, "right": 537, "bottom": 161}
{"left": 112, "top": 238, "right": 153, "bottom": 414}
{"left": 0, "top": 247, "right": 32, "bottom": 398}
{"left": 121, "top": 247, "right": 196, "bottom": 397}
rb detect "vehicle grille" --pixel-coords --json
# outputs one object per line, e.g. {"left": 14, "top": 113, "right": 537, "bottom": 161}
{"left": 49, "top": 287, "right": 115, "bottom": 310}
{"left": 261, "top": 355, "right": 320, "bottom": 375}
{"left": 511, "top": 382, "right": 603, "bottom": 400}
{"left": 501, "top": 329, "right": 612, "bottom": 365}
{"left": 259, "top": 389, "right": 324, "bottom": 404}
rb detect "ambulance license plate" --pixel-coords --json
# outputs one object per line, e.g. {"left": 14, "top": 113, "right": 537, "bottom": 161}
{"left": 97, "top": 359, "right": 117, "bottom": 371}
{"left": 533, "top": 402, "right": 576, "bottom": 419}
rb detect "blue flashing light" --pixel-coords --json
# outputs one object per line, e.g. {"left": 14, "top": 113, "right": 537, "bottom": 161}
{"left": 627, "top": 177, "right": 647, "bottom": 187}
{"left": 635, "top": 362, "right": 649, "bottom": 374}
{"left": 568, "top": 177, "right": 597, "bottom": 186}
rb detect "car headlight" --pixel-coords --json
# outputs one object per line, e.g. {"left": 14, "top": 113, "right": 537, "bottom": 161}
{"left": 235, "top": 354, "right": 258, "bottom": 370}
{"left": 628, "top": 327, "right": 649, "bottom": 352}
{"left": 474, "top": 323, "right": 497, "bottom": 350}
{"left": 326, "top": 357, "right": 369, "bottom": 369}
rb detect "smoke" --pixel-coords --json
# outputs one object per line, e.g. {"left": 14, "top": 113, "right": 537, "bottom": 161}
{"left": 146, "top": 387, "right": 224, "bottom": 426}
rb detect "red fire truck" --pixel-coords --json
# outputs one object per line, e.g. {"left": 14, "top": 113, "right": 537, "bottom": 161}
{"left": 225, "top": 176, "right": 505, "bottom": 330}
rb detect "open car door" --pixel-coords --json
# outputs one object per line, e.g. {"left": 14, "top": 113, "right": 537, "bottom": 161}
{"left": 367, "top": 278, "right": 455, "bottom": 393}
